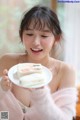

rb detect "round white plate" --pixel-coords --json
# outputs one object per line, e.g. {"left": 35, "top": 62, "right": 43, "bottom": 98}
{"left": 8, "top": 64, "right": 52, "bottom": 88}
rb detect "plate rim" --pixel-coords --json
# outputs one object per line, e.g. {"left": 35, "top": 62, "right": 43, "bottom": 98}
{"left": 8, "top": 63, "right": 52, "bottom": 88}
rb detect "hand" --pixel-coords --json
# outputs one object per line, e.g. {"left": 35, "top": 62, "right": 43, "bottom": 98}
{"left": 27, "top": 86, "right": 45, "bottom": 92}
{"left": 0, "top": 69, "right": 12, "bottom": 91}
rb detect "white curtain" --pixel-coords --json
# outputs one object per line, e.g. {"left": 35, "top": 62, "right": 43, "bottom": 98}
{"left": 64, "top": 3, "right": 80, "bottom": 85}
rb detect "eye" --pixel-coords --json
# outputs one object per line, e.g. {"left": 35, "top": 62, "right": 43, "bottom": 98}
{"left": 41, "top": 35, "right": 48, "bottom": 38}
{"left": 26, "top": 33, "right": 33, "bottom": 36}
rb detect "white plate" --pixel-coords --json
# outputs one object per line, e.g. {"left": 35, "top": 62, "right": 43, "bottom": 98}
{"left": 8, "top": 64, "right": 52, "bottom": 88}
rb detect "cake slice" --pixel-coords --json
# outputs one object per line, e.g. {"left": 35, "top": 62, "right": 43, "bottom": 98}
{"left": 16, "top": 63, "right": 46, "bottom": 87}
{"left": 19, "top": 73, "right": 46, "bottom": 87}
{"left": 17, "top": 63, "right": 43, "bottom": 78}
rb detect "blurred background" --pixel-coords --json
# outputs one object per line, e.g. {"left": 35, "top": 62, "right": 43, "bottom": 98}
{"left": 0, "top": 0, "right": 80, "bottom": 85}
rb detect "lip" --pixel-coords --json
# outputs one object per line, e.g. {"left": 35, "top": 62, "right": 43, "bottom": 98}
{"left": 30, "top": 48, "right": 43, "bottom": 54}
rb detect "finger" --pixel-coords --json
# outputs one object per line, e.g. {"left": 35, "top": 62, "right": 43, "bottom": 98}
{"left": 26, "top": 86, "right": 44, "bottom": 92}
{"left": 3, "top": 69, "right": 8, "bottom": 75}
{"left": 35, "top": 86, "right": 44, "bottom": 89}
{"left": 24, "top": 88, "right": 33, "bottom": 92}
{"left": 7, "top": 82, "right": 11, "bottom": 87}
{"left": 3, "top": 76, "right": 9, "bottom": 81}
{"left": 8, "top": 82, "right": 12, "bottom": 88}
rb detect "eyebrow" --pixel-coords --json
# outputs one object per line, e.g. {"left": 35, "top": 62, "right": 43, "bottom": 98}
{"left": 26, "top": 28, "right": 50, "bottom": 33}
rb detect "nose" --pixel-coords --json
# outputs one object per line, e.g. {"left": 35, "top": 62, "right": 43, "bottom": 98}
{"left": 32, "top": 36, "right": 40, "bottom": 46}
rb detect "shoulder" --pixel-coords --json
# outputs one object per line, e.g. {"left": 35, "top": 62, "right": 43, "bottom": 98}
{"left": 0, "top": 53, "right": 21, "bottom": 63}
{"left": 58, "top": 61, "right": 76, "bottom": 89}
{"left": 0, "top": 53, "right": 18, "bottom": 60}
{"left": 60, "top": 61, "right": 75, "bottom": 72}
{"left": 0, "top": 53, "right": 25, "bottom": 76}
{"left": 61, "top": 62, "right": 76, "bottom": 76}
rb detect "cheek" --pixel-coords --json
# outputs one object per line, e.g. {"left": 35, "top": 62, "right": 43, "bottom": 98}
{"left": 22, "top": 36, "right": 30, "bottom": 46}
{"left": 42, "top": 39, "right": 54, "bottom": 49}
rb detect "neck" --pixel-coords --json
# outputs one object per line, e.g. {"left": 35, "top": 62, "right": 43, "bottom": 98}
{"left": 27, "top": 55, "right": 52, "bottom": 68}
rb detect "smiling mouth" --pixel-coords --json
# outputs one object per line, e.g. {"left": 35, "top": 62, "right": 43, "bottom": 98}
{"left": 31, "top": 48, "right": 43, "bottom": 53}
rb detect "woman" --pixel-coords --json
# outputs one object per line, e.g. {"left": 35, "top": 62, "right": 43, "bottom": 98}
{"left": 0, "top": 5, "right": 77, "bottom": 120}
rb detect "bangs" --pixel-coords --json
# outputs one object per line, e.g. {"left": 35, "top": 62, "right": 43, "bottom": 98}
{"left": 24, "top": 15, "right": 53, "bottom": 32}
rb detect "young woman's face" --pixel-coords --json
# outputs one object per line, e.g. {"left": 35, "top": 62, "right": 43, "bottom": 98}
{"left": 22, "top": 23, "right": 55, "bottom": 60}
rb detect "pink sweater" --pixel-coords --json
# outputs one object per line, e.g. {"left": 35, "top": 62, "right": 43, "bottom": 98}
{"left": 0, "top": 85, "right": 77, "bottom": 120}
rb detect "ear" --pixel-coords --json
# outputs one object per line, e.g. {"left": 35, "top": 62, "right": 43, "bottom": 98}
{"left": 55, "top": 35, "right": 61, "bottom": 42}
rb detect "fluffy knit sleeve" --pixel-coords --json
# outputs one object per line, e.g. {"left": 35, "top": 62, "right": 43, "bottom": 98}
{"left": 24, "top": 86, "right": 78, "bottom": 120}
{"left": 0, "top": 84, "right": 24, "bottom": 120}
{"left": 0, "top": 82, "right": 78, "bottom": 120}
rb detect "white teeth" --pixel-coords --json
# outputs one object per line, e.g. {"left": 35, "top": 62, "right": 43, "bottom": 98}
{"left": 32, "top": 48, "right": 42, "bottom": 51}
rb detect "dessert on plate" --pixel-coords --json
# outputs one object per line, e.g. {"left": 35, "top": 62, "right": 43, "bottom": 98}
{"left": 17, "top": 63, "right": 46, "bottom": 87}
